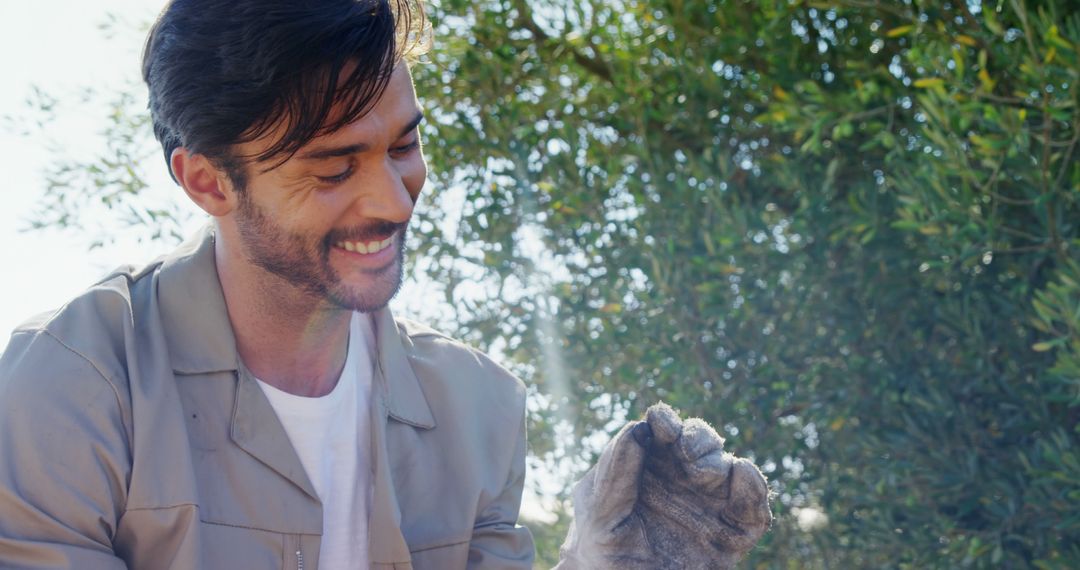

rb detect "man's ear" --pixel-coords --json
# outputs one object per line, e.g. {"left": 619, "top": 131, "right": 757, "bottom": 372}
{"left": 170, "top": 148, "right": 237, "bottom": 217}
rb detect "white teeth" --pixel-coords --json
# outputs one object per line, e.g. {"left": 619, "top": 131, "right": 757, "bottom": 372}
{"left": 336, "top": 236, "right": 394, "bottom": 254}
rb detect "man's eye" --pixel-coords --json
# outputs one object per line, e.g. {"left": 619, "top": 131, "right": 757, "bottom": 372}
{"left": 391, "top": 140, "right": 420, "bottom": 155}
{"left": 317, "top": 167, "right": 353, "bottom": 184}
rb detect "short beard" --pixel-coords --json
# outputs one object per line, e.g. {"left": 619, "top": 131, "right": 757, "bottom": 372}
{"left": 234, "top": 190, "right": 409, "bottom": 313}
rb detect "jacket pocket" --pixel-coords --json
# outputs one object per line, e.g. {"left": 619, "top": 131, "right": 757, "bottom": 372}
{"left": 407, "top": 538, "right": 469, "bottom": 570}
{"left": 199, "top": 520, "right": 288, "bottom": 570}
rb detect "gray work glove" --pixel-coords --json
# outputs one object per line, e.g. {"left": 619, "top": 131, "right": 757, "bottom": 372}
{"left": 554, "top": 403, "right": 771, "bottom": 569}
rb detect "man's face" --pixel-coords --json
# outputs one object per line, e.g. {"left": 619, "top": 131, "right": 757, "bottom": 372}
{"left": 229, "top": 65, "right": 427, "bottom": 312}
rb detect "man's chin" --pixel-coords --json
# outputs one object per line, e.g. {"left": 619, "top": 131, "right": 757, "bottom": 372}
{"left": 326, "top": 274, "right": 403, "bottom": 313}
{"left": 331, "top": 298, "right": 393, "bottom": 314}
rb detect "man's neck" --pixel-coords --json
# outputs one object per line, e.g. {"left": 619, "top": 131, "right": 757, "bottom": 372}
{"left": 215, "top": 238, "right": 352, "bottom": 398}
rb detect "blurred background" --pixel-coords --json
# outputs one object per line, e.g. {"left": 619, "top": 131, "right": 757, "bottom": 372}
{"left": 2, "top": 0, "right": 1077, "bottom": 567}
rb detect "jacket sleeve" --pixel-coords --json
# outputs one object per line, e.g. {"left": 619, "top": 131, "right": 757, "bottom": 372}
{"left": 0, "top": 330, "right": 131, "bottom": 569}
{"left": 466, "top": 413, "right": 535, "bottom": 569}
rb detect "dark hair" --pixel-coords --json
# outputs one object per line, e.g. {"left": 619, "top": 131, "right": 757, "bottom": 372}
{"left": 142, "top": 0, "right": 428, "bottom": 185}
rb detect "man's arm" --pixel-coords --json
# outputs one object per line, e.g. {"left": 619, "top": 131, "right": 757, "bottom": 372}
{"left": 0, "top": 330, "right": 131, "bottom": 569}
{"left": 467, "top": 414, "right": 535, "bottom": 568}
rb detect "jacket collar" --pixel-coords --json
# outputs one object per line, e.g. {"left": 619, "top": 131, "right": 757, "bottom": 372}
{"left": 157, "top": 224, "right": 436, "bottom": 429}
{"left": 157, "top": 225, "right": 238, "bottom": 375}
{"left": 372, "top": 309, "right": 435, "bottom": 429}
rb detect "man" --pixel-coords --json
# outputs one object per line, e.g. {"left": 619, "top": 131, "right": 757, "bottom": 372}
{"left": 0, "top": 0, "right": 771, "bottom": 568}
{"left": 1, "top": 0, "right": 531, "bottom": 567}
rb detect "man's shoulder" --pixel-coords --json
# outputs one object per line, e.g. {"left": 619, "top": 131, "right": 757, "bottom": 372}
{"left": 5, "top": 227, "right": 214, "bottom": 367}
{"left": 13, "top": 259, "right": 158, "bottom": 332}
{"left": 12, "top": 223, "right": 215, "bottom": 330}
{"left": 4, "top": 258, "right": 165, "bottom": 380}
{"left": 392, "top": 316, "right": 526, "bottom": 405}
{"left": 393, "top": 316, "right": 480, "bottom": 356}
{"left": 395, "top": 316, "right": 521, "bottom": 377}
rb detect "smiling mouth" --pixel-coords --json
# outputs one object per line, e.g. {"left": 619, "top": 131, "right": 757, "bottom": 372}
{"left": 334, "top": 236, "right": 394, "bottom": 254}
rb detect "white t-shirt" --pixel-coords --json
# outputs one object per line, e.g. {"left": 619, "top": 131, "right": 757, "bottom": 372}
{"left": 255, "top": 312, "right": 376, "bottom": 569}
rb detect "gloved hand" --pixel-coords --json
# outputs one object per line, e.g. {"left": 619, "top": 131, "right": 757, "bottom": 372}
{"left": 554, "top": 403, "right": 771, "bottom": 569}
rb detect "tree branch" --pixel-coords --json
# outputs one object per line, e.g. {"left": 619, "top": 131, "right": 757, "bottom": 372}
{"left": 512, "top": 0, "right": 614, "bottom": 83}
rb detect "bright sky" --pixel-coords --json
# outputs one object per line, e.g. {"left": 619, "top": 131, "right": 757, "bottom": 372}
{"left": 0, "top": 0, "right": 188, "bottom": 347}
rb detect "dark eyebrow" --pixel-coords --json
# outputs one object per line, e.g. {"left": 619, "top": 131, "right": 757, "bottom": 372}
{"left": 298, "top": 111, "right": 425, "bottom": 161}
{"left": 399, "top": 111, "right": 425, "bottom": 139}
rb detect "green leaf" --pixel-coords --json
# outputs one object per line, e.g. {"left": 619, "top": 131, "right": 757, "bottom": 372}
{"left": 886, "top": 25, "right": 915, "bottom": 38}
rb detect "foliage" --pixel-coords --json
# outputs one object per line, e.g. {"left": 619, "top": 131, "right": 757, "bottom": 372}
{"left": 411, "top": 0, "right": 1080, "bottom": 566}
{"left": 528, "top": 510, "right": 571, "bottom": 569}
{"left": 19, "top": 0, "right": 1080, "bottom": 567}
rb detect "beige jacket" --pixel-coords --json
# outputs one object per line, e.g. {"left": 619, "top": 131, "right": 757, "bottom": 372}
{"left": 0, "top": 228, "right": 534, "bottom": 569}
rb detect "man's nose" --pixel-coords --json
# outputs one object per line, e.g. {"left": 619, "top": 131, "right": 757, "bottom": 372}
{"left": 350, "top": 158, "right": 416, "bottom": 223}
